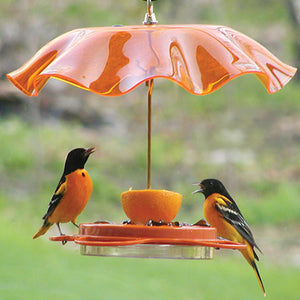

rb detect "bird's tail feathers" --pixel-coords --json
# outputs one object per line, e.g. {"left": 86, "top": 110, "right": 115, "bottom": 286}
{"left": 241, "top": 245, "right": 266, "bottom": 297}
{"left": 253, "top": 248, "right": 260, "bottom": 261}
{"left": 33, "top": 221, "right": 52, "bottom": 239}
{"left": 251, "top": 259, "right": 266, "bottom": 297}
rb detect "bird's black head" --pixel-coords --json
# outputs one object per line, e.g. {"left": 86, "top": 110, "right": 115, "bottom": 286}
{"left": 63, "top": 147, "right": 95, "bottom": 175}
{"left": 193, "top": 178, "right": 231, "bottom": 199}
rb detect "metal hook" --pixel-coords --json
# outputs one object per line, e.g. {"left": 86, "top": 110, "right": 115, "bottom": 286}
{"left": 143, "top": 0, "right": 158, "bottom": 25}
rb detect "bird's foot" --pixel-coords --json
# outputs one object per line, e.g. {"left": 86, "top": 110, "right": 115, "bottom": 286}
{"left": 60, "top": 234, "right": 67, "bottom": 245}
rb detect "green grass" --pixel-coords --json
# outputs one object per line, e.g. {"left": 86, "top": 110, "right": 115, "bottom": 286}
{"left": 0, "top": 218, "right": 299, "bottom": 300}
{"left": 239, "top": 182, "right": 300, "bottom": 225}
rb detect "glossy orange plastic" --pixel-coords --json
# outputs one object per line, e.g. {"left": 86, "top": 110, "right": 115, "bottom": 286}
{"left": 7, "top": 25, "right": 296, "bottom": 97}
{"left": 49, "top": 223, "right": 247, "bottom": 249}
{"left": 121, "top": 189, "right": 182, "bottom": 224}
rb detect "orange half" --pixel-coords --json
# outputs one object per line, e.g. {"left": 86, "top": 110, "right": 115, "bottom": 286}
{"left": 121, "top": 189, "right": 182, "bottom": 224}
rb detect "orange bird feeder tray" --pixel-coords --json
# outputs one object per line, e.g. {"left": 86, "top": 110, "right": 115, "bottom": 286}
{"left": 7, "top": 0, "right": 297, "bottom": 258}
{"left": 49, "top": 223, "right": 247, "bottom": 259}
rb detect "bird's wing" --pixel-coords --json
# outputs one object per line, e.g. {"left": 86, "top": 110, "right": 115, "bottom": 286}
{"left": 215, "top": 195, "right": 261, "bottom": 257}
{"left": 42, "top": 175, "right": 66, "bottom": 220}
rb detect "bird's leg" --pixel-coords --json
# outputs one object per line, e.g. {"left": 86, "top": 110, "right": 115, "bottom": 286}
{"left": 57, "top": 223, "right": 64, "bottom": 235}
{"left": 72, "top": 222, "right": 79, "bottom": 228}
{"left": 56, "top": 223, "right": 67, "bottom": 245}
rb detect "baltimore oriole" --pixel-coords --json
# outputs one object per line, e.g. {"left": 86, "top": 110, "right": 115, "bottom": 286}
{"left": 33, "top": 147, "right": 95, "bottom": 244}
{"left": 193, "top": 178, "right": 266, "bottom": 296}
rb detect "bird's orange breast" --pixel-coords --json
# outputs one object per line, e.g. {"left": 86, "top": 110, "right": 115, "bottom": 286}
{"left": 48, "top": 169, "right": 93, "bottom": 224}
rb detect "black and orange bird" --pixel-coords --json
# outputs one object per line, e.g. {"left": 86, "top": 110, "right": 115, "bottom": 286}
{"left": 33, "top": 147, "right": 95, "bottom": 244}
{"left": 193, "top": 178, "right": 266, "bottom": 296}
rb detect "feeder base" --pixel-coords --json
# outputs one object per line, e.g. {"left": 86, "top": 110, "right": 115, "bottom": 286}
{"left": 49, "top": 223, "right": 246, "bottom": 260}
{"left": 80, "top": 243, "right": 214, "bottom": 259}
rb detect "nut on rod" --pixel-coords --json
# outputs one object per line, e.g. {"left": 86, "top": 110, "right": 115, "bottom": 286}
{"left": 143, "top": 0, "right": 158, "bottom": 25}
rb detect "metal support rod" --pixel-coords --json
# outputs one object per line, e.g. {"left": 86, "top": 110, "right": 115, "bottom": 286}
{"left": 147, "top": 0, "right": 151, "bottom": 16}
{"left": 147, "top": 79, "right": 154, "bottom": 189}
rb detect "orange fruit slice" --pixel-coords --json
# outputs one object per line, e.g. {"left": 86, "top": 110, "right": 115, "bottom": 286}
{"left": 121, "top": 189, "right": 182, "bottom": 224}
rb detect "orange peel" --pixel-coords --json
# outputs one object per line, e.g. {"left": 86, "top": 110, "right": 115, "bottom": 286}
{"left": 121, "top": 189, "right": 182, "bottom": 224}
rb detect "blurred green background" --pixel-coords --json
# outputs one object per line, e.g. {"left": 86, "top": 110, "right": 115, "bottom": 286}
{"left": 0, "top": 0, "right": 299, "bottom": 299}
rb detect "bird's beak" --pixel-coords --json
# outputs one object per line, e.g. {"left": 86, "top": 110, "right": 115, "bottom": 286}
{"left": 85, "top": 147, "right": 95, "bottom": 156}
{"left": 192, "top": 182, "right": 205, "bottom": 194}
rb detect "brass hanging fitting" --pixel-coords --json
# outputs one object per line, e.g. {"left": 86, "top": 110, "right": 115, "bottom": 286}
{"left": 143, "top": 0, "right": 158, "bottom": 24}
